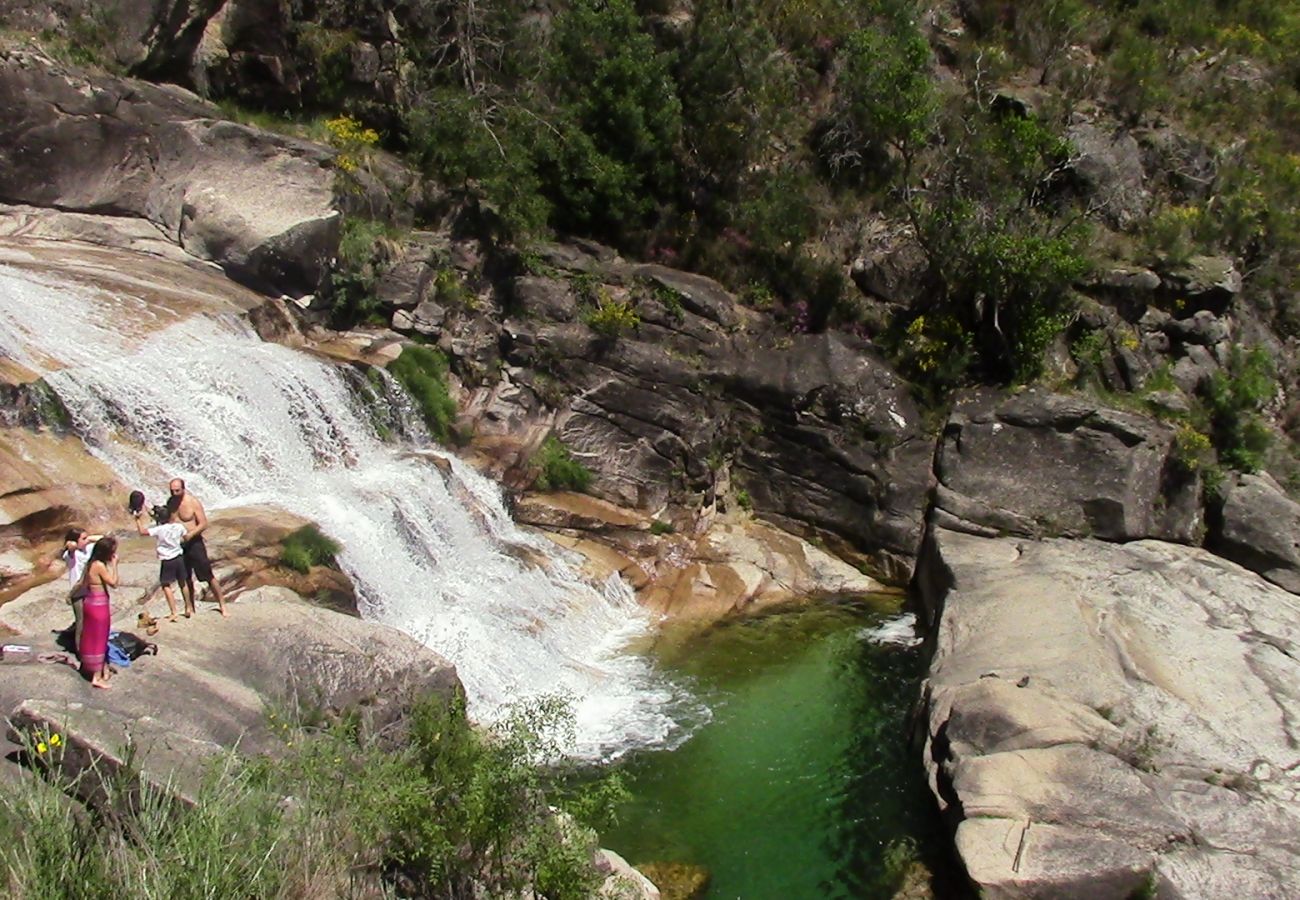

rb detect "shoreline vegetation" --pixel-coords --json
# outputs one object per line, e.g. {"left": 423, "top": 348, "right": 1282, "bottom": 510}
{"left": 1, "top": 694, "right": 629, "bottom": 900}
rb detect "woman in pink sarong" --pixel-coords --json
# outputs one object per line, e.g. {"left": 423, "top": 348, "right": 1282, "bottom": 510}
{"left": 77, "top": 536, "right": 118, "bottom": 690}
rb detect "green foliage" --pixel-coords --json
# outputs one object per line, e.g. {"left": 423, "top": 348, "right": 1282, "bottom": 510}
{"left": 675, "top": 1, "right": 799, "bottom": 195}
{"left": 0, "top": 696, "right": 620, "bottom": 899}
{"left": 823, "top": 13, "right": 936, "bottom": 178}
{"left": 297, "top": 24, "right": 355, "bottom": 107}
{"left": 1204, "top": 345, "right": 1276, "bottom": 472}
{"left": 388, "top": 345, "right": 459, "bottom": 443}
{"left": 531, "top": 436, "right": 593, "bottom": 492}
{"left": 1172, "top": 425, "right": 1214, "bottom": 474}
{"left": 891, "top": 313, "right": 974, "bottom": 398}
{"left": 1104, "top": 24, "right": 1177, "bottom": 124}
{"left": 280, "top": 524, "right": 342, "bottom": 574}
{"left": 1141, "top": 204, "right": 1205, "bottom": 266}
{"left": 921, "top": 202, "right": 1089, "bottom": 382}
{"left": 735, "top": 488, "right": 753, "bottom": 511}
{"left": 649, "top": 519, "right": 675, "bottom": 535}
{"left": 582, "top": 292, "right": 641, "bottom": 337}
{"left": 1070, "top": 328, "right": 1111, "bottom": 381}
{"left": 37, "top": 5, "right": 126, "bottom": 72}
{"left": 434, "top": 267, "right": 474, "bottom": 309}
{"left": 540, "top": 0, "right": 682, "bottom": 238}
{"left": 329, "top": 216, "right": 398, "bottom": 328}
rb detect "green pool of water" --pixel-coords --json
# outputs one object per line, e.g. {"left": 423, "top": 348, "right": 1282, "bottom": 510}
{"left": 604, "top": 598, "right": 948, "bottom": 899}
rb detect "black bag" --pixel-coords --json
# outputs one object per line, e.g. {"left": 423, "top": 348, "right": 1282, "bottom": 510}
{"left": 108, "top": 631, "right": 158, "bottom": 661}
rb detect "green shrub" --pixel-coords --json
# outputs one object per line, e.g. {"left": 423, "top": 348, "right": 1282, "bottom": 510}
{"left": 531, "top": 436, "right": 593, "bottom": 492}
{"left": 280, "top": 524, "right": 342, "bottom": 574}
{"left": 649, "top": 519, "right": 675, "bottom": 535}
{"left": 329, "top": 216, "right": 399, "bottom": 328}
{"left": 1172, "top": 425, "right": 1214, "bottom": 473}
{"left": 1205, "top": 345, "right": 1276, "bottom": 472}
{"left": 389, "top": 345, "right": 459, "bottom": 443}
{"left": 582, "top": 292, "right": 641, "bottom": 337}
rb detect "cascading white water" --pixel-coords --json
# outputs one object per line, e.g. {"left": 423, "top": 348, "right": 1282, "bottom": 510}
{"left": 0, "top": 263, "right": 698, "bottom": 758}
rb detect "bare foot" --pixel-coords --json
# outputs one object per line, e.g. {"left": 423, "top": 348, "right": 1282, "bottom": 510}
{"left": 167, "top": 615, "right": 178, "bottom": 623}
{"left": 91, "top": 680, "right": 111, "bottom": 690}
{"left": 219, "top": 609, "right": 230, "bottom": 618}
{"left": 184, "top": 611, "right": 193, "bottom": 618}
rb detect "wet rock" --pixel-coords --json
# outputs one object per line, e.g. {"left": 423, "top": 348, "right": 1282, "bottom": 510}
{"left": 634, "top": 861, "right": 709, "bottom": 900}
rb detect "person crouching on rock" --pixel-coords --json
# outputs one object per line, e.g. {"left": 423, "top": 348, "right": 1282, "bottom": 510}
{"left": 76, "top": 536, "right": 118, "bottom": 690}
{"left": 134, "top": 498, "right": 193, "bottom": 621}
{"left": 169, "top": 478, "right": 228, "bottom": 617}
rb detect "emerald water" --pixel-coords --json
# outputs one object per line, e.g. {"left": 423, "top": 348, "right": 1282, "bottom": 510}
{"left": 604, "top": 599, "right": 950, "bottom": 899}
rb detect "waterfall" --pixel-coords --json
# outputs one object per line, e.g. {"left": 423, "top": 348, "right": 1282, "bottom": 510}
{"left": 0, "top": 263, "right": 696, "bottom": 758}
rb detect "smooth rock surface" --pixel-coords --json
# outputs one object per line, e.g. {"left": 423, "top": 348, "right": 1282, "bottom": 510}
{"left": 919, "top": 527, "right": 1300, "bottom": 898}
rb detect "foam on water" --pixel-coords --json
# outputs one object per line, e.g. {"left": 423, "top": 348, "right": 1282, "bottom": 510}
{"left": 0, "top": 264, "right": 696, "bottom": 758}
{"left": 858, "top": 612, "right": 922, "bottom": 648}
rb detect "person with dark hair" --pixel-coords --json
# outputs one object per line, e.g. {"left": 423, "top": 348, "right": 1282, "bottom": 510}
{"left": 77, "top": 535, "right": 118, "bottom": 689}
{"left": 169, "top": 478, "right": 228, "bottom": 617}
{"left": 133, "top": 497, "right": 193, "bottom": 621}
{"left": 50, "top": 527, "right": 104, "bottom": 656}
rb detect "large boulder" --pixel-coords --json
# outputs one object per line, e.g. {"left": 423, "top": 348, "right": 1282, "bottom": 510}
{"left": 934, "top": 389, "right": 1200, "bottom": 546}
{"left": 1065, "top": 120, "right": 1150, "bottom": 228}
{"left": 1212, "top": 472, "right": 1300, "bottom": 595}
{"left": 918, "top": 527, "right": 1300, "bottom": 898}
{"left": 0, "top": 48, "right": 338, "bottom": 298}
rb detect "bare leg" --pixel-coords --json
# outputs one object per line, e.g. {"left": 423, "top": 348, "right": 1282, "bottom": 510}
{"left": 161, "top": 585, "right": 178, "bottom": 621}
{"left": 72, "top": 598, "right": 84, "bottom": 650}
{"left": 183, "top": 575, "right": 196, "bottom": 617}
{"left": 209, "top": 579, "right": 228, "bottom": 617}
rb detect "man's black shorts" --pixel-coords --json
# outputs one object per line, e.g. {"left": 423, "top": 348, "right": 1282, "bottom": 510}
{"left": 159, "top": 556, "right": 186, "bottom": 587}
{"left": 182, "top": 536, "right": 214, "bottom": 583}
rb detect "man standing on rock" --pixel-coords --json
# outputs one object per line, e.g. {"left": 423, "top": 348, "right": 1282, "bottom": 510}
{"left": 169, "top": 478, "right": 228, "bottom": 617}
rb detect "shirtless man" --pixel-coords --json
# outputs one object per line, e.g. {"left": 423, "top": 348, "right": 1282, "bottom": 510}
{"left": 169, "top": 478, "right": 228, "bottom": 617}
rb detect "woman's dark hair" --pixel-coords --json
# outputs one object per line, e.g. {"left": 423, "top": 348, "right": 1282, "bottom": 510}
{"left": 64, "top": 528, "right": 84, "bottom": 545}
{"left": 89, "top": 536, "right": 117, "bottom": 564}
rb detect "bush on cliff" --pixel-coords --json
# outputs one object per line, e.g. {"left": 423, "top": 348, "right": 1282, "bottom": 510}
{"left": 0, "top": 695, "right": 623, "bottom": 899}
{"left": 389, "top": 344, "right": 459, "bottom": 444}
{"left": 531, "top": 436, "right": 593, "bottom": 493}
{"left": 280, "top": 524, "right": 342, "bottom": 574}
